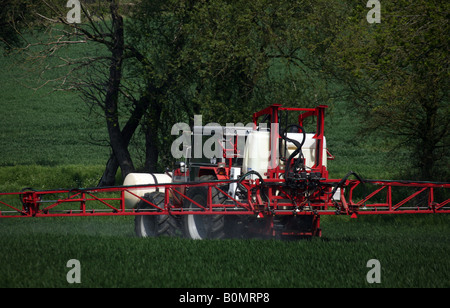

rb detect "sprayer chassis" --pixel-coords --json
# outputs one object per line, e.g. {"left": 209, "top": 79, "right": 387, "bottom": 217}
{"left": 0, "top": 104, "right": 449, "bottom": 238}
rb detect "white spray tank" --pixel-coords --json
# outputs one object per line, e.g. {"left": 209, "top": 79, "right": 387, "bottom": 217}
{"left": 242, "top": 130, "right": 270, "bottom": 179}
{"left": 242, "top": 130, "right": 328, "bottom": 179}
{"left": 281, "top": 133, "right": 328, "bottom": 169}
{"left": 123, "top": 173, "right": 172, "bottom": 209}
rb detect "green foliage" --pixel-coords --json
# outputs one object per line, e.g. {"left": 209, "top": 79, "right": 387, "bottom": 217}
{"left": 0, "top": 0, "right": 51, "bottom": 49}
{"left": 0, "top": 27, "right": 414, "bottom": 190}
{"left": 122, "top": 0, "right": 355, "bottom": 172}
{"left": 176, "top": 0, "right": 345, "bottom": 124}
{"left": 4, "top": 0, "right": 447, "bottom": 181}
{"left": 127, "top": 0, "right": 347, "bottom": 126}
{"left": 330, "top": 0, "right": 449, "bottom": 181}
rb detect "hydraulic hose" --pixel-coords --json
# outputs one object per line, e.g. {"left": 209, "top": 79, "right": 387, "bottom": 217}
{"left": 330, "top": 171, "right": 365, "bottom": 199}
{"left": 236, "top": 170, "right": 270, "bottom": 207}
{"left": 237, "top": 170, "right": 266, "bottom": 192}
{"left": 280, "top": 124, "right": 306, "bottom": 184}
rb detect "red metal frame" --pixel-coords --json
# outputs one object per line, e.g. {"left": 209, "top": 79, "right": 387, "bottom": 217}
{"left": 251, "top": 104, "right": 329, "bottom": 179}
{"left": 1, "top": 104, "right": 449, "bottom": 238}
{"left": 0, "top": 179, "right": 448, "bottom": 219}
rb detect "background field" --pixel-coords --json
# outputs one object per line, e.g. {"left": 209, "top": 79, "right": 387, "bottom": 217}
{"left": 1, "top": 48, "right": 449, "bottom": 288}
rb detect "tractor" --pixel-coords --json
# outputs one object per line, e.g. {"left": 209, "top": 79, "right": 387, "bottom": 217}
{"left": 1, "top": 104, "right": 449, "bottom": 240}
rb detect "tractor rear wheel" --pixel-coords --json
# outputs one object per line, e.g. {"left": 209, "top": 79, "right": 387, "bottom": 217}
{"left": 135, "top": 192, "right": 179, "bottom": 238}
{"left": 183, "top": 175, "right": 226, "bottom": 240}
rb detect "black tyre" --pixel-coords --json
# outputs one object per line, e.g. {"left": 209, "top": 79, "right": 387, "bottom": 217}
{"left": 183, "top": 175, "right": 227, "bottom": 240}
{"left": 135, "top": 192, "right": 179, "bottom": 238}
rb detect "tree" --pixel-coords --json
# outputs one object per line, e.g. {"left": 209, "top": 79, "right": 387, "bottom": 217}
{"left": 125, "top": 0, "right": 195, "bottom": 172}
{"left": 179, "top": 0, "right": 340, "bottom": 124}
{"left": 330, "top": 0, "right": 449, "bottom": 181}
{"left": 8, "top": 0, "right": 155, "bottom": 185}
{"left": 128, "top": 0, "right": 346, "bottom": 126}
{"left": 124, "top": 0, "right": 348, "bottom": 176}
{"left": 14, "top": 0, "right": 430, "bottom": 187}
{"left": 95, "top": 0, "right": 352, "bottom": 176}
{"left": 0, "top": 0, "right": 54, "bottom": 50}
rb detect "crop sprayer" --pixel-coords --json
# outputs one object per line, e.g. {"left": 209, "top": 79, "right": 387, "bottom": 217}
{"left": 0, "top": 104, "right": 448, "bottom": 239}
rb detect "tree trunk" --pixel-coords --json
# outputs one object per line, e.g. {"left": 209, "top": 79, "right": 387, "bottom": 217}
{"left": 97, "top": 156, "right": 120, "bottom": 187}
{"left": 418, "top": 101, "right": 439, "bottom": 181}
{"left": 144, "top": 102, "right": 163, "bottom": 172}
{"left": 98, "top": 94, "right": 152, "bottom": 187}
{"left": 103, "top": 2, "right": 134, "bottom": 181}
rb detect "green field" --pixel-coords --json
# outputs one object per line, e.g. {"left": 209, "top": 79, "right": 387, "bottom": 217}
{"left": 1, "top": 215, "right": 449, "bottom": 288}
{"left": 1, "top": 46, "right": 449, "bottom": 288}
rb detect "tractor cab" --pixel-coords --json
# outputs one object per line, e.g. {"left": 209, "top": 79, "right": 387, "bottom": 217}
{"left": 175, "top": 104, "right": 331, "bottom": 185}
